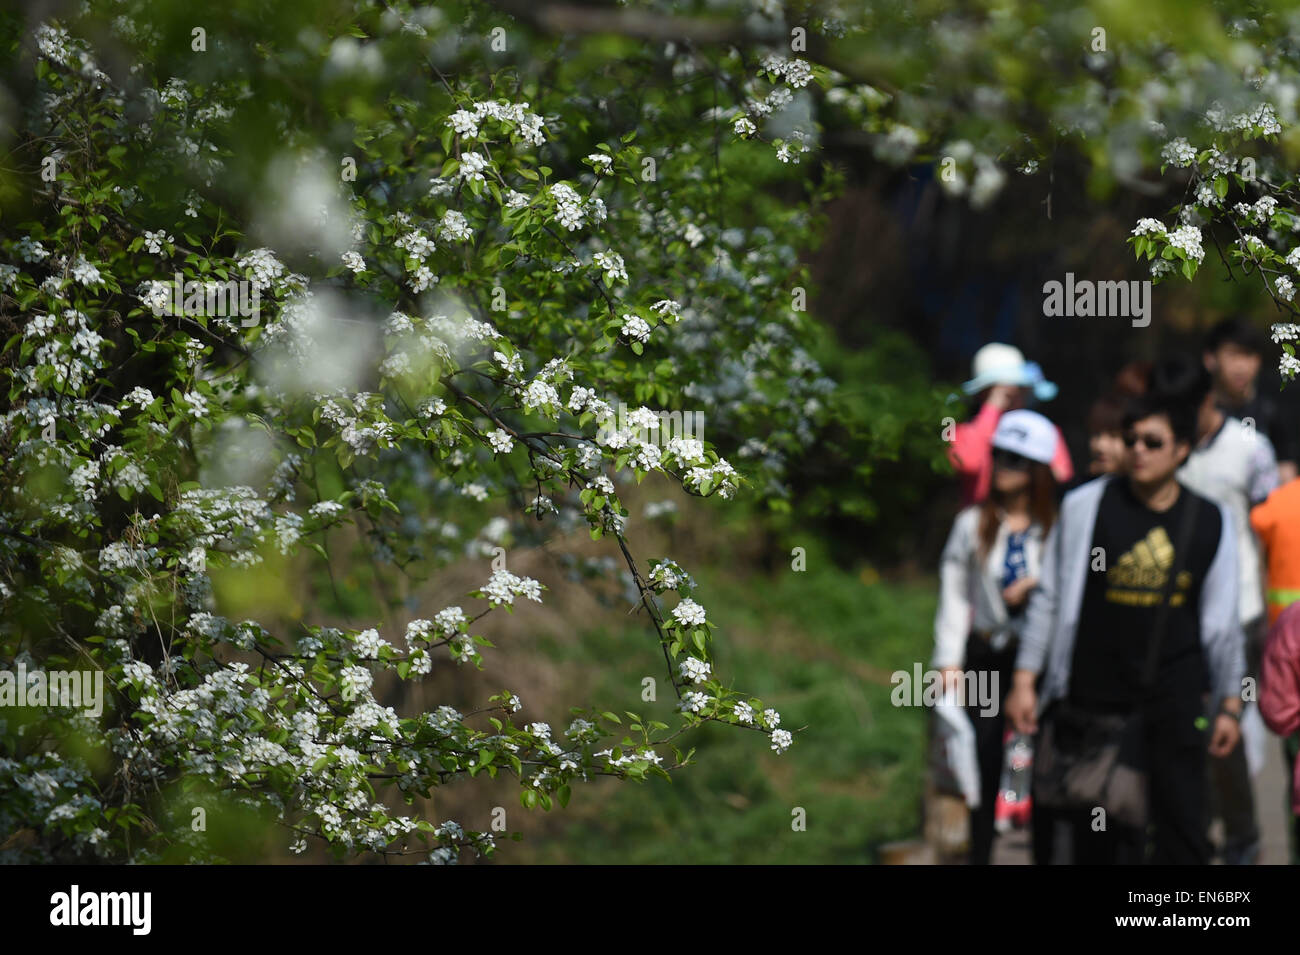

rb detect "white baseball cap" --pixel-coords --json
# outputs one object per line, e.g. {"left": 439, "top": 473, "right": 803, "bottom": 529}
{"left": 992, "top": 409, "right": 1058, "bottom": 465}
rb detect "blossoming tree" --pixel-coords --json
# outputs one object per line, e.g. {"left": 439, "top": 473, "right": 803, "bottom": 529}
{"left": 1, "top": 0, "right": 839, "bottom": 862}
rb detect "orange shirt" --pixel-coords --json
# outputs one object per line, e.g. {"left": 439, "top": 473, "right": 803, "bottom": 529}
{"left": 1251, "top": 478, "right": 1300, "bottom": 626}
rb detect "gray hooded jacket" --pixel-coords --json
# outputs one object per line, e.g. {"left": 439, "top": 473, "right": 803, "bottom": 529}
{"left": 1014, "top": 475, "right": 1246, "bottom": 712}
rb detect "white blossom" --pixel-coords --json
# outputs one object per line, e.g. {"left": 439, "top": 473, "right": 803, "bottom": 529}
{"left": 621, "top": 314, "right": 651, "bottom": 344}
{"left": 672, "top": 598, "right": 707, "bottom": 627}
{"left": 679, "top": 657, "right": 711, "bottom": 684}
{"left": 1167, "top": 225, "right": 1205, "bottom": 263}
{"left": 439, "top": 210, "right": 472, "bottom": 243}
{"left": 1160, "top": 137, "right": 1197, "bottom": 167}
{"left": 593, "top": 250, "right": 627, "bottom": 284}
{"left": 679, "top": 691, "right": 711, "bottom": 714}
{"left": 458, "top": 152, "right": 489, "bottom": 183}
{"left": 142, "top": 230, "right": 173, "bottom": 254}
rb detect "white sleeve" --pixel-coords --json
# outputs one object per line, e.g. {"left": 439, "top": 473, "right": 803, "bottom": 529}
{"left": 933, "top": 510, "right": 976, "bottom": 669}
{"left": 1201, "top": 501, "right": 1246, "bottom": 706}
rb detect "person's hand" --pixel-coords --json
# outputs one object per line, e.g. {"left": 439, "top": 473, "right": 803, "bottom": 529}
{"left": 986, "top": 384, "right": 1021, "bottom": 411}
{"left": 1005, "top": 671, "right": 1038, "bottom": 734}
{"left": 1002, "top": 576, "right": 1037, "bottom": 609}
{"left": 1208, "top": 713, "right": 1241, "bottom": 757}
{"left": 1208, "top": 699, "right": 1242, "bottom": 757}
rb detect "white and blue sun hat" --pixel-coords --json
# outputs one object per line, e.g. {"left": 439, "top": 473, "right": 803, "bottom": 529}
{"left": 961, "top": 343, "right": 1058, "bottom": 402}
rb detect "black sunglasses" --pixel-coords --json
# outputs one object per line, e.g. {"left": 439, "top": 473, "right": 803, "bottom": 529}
{"left": 1122, "top": 432, "right": 1166, "bottom": 451}
{"left": 992, "top": 448, "right": 1032, "bottom": 470}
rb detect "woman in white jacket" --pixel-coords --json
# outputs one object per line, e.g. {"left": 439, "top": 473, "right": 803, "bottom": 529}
{"left": 934, "top": 409, "right": 1061, "bottom": 864}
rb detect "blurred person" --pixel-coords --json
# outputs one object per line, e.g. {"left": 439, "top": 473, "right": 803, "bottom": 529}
{"left": 1113, "top": 360, "right": 1154, "bottom": 400}
{"left": 1086, "top": 392, "right": 1129, "bottom": 477}
{"left": 1252, "top": 478, "right": 1300, "bottom": 629}
{"left": 1204, "top": 317, "right": 1299, "bottom": 484}
{"left": 1006, "top": 356, "right": 1245, "bottom": 865}
{"left": 933, "top": 410, "right": 1061, "bottom": 864}
{"left": 1252, "top": 478, "right": 1300, "bottom": 862}
{"left": 1260, "top": 602, "right": 1300, "bottom": 864}
{"left": 950, "top": 343, "right": 1074, "bottom": 507}
{"left": 1085, "top": 362, "right": 1150, "bottom": 477}
{"left": 1179, "top": 360, "right": 1278, "bottom": 865}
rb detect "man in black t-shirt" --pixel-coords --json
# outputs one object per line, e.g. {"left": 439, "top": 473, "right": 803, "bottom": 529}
{"left": 1008, "top": 357, "right": 1246, "bottom": 865}
{"left": 1068, "top": 478, "right": 1222, "bottom": 712}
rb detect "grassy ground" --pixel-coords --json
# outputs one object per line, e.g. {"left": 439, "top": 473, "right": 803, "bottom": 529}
{"left": 511, "top": 537, "right": 938, "bottom": 864}
{"left": 264, "top": 487, "right": 941, "bottom": 864}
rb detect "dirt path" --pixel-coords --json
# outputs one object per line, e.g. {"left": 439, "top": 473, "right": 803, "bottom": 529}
{"left": 1255, "top": 725, "right": 1293, "bottom": 865}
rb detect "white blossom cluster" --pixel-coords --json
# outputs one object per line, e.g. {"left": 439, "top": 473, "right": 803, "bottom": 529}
{"left": 648, "top": 559, "right": 694, "bottom": 593}
{"left": 479, "top": 568, "right": 544, "bottom": 607}
{"left": 443, "top": 99, "right": 546, "bottom": 145}
{"left": 671, "top": 598, "right": 707, "bottom": 628}
{"left": 679, "top": 656, "right": 711, "bottom": 684}
{"left": 550, "top": 182, "right": 596, "bottom": 231}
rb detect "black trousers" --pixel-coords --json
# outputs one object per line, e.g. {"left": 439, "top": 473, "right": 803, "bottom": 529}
{"left": 1031, "top": 689, "right": 1211, "bottom": 865}
{"left": 963, "top": 632, "right": 1018, "bottom": 866}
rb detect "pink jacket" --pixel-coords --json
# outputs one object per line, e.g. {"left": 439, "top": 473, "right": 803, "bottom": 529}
{"left": 1260, "top": 602, "right": 1300, "bottom": 814}
{"left": 949, "top": 401, "right": 1074, "bottom": 506}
